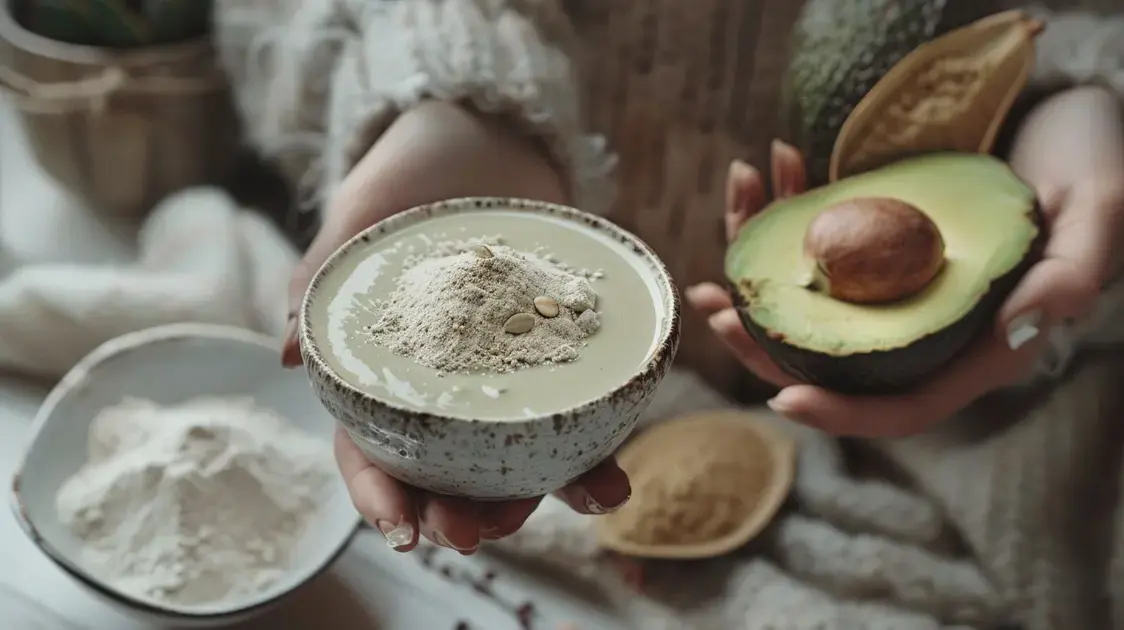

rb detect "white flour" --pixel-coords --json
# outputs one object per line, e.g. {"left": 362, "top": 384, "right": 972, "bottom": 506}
{"left": 55, "top": 396, "right": 335, "bottom": 609}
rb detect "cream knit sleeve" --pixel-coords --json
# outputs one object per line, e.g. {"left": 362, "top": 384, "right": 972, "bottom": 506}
{"left": 1027, "top": 7, "right": 1124, "bottom": 97}
{"left": 214, "top": 0, "right": 614, "bottom": 212}
{"left": 1016, "top": 6, "right": 1124, "bottom": 379}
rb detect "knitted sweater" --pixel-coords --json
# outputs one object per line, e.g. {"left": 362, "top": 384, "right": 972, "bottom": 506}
{"left": 213, "top": 2, "right": 1124, "bottom": 628}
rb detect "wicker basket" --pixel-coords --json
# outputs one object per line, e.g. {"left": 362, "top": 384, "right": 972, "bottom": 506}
{"left": 0, "top": 2, "right": 239, "bottom": 220}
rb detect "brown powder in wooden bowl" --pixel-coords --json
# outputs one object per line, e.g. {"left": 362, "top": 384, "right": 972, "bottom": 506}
{"left": 596, "top": 410, "right": 796, "bottom": 559}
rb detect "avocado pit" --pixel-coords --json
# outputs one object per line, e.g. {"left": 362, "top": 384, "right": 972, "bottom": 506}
{"left": 802, "top": 197, "right": 946, "bottom": 304}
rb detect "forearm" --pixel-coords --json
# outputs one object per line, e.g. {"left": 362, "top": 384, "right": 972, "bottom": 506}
{"left": 1008, "top": 86, "right": 1124, "bottom": 374}
{"left": 1002, "top": 5, "right": 1124, "bottom": 190}
{"left": 331, "top": 101, "right": 569, "bottom": 221}
{"left": 1009, "top": 86, "right": 1124, "bottom": 290}
{"left": 1009, "top": 86, "right": 1124, "bottom": 195}
{"left": 214, "top": 0, "right": 615, "bottom": 215}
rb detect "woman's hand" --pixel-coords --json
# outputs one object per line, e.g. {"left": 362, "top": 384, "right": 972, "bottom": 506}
{"left": 689, "top": 86, "right": 1124, "bottom": 437}
{"left": 283, "top": 101, "right": 631, "bottom": 553}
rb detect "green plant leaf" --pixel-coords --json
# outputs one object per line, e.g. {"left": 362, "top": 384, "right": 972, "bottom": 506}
{"left": 86, "top": 0, "right": 153, "bottom": 47}
{"left": 12, "top": 0, "right": 210, "bottom": 47}
{"left": 141, "top": 0, "right": 212, "bottom": 43}
{"left": 14, "top": 0, "right": 102, "bottom": 46}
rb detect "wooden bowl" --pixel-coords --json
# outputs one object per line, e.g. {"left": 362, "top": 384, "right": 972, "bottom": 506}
{"left": 596, "top": 409, "right": 797, "bottom": 559}
{"left": 0, "top": 1, "right": 240, "bottom": 220}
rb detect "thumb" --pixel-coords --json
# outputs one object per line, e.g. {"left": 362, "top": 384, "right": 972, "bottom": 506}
{"left": 996, "top": 187, "right": 1113, "bottom": 352}
{"left": 996, "top": 257, "right": 1101, "bottom": 352}
{"left": 281, "top": 212, "right": 370, "bottom": 367}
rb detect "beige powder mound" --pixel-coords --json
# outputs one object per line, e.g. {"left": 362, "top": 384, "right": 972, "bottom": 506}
{"left": 368, "top": 244, "right": 601, "bottom": 374}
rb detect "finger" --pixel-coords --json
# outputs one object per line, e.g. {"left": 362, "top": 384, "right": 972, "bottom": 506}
{"left": 769, "top": 332, "right": 1048, "bottom": 437}
{"left": 282, "top": 184, "right": 388, "bottom": 368}
{"left": 770, "top": 140, "right": 808, "bottom": 198}
{"left": 282, "top": 219, "right": 365, "bottom": 367}
{"left": 478, "top": 497, "right": 543, "bottom": 540}
{"left": 769, "top": 384, "right": 927, "bottom": 437}
{"left": 997, "top": 186, "right": 1118, "bottom": 348}
{"left": 690, "top": 287, "right": 802, "bottom": 388}
{"left": 685, "top": 282, "right": 734, "bottom": 316}
{"left": 334, "top": 426, "right": 419, "bottom": 551}
{"left": 998, "top": 258, "right": 1100, "bottom": 350}
{"left": 554, "top": 458, "right": 631, "bottom": 514}
{"left": 725, "top": 160, "right": 767, "bottom": 244}
{"left": 418, "top": 495, "right": 482, "bottom": 555}
{"left": 1033, "top": 182, "right": 1068, "bottom": 223}
{"left": 280, "top": 314, "right": 301, "bottom": 367}
{"left": 707, "top": 308, "right": 800, "bottom": 389}
{"left": 282, "top": 232, "right": 344, "bottom": 368}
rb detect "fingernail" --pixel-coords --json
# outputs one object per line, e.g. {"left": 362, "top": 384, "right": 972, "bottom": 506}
{"left": 728, "top": 159, "right": 748, "bottom": 179}
{"left": 432, "top": 530, "right": 478, "bottom": 554}
{"left": 766, "top": 397, "right": 796, "bottom": 418}
{"left": 727, "top": 160, "right": 755, "bottom": 204}
{"left": 480, "top": 525, "right": 503, "bottom": 540}
{"left": 376, "top": 519, "right": 414, "bottom": 550}
{"left": 767, "top": 397, "right": 818, "bottom": 426}
{"left": 585, "top": 491, "right": 630, "bottom": 515}
{"left": 280, "top": 316, "right": 301, "bottom": 368}
{"left": 684, "top": 285, "right": 705, "bottom": 303}
{"left": 1005, "top": 309, "right": 1043, "bottom": 350}
{"left": 707, "top": 311, "right": 725, "bottom": 329}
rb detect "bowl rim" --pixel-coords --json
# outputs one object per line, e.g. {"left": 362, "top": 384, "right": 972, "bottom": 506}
{"left": 298, "top": 196, "right": 683, "bottom": 426}
{"left": 9, "top": 322, "right": 362, "bottom": 619}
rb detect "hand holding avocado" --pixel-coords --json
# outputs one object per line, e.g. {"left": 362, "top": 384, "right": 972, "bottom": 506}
{"left": 689, "top": 97, "right": 1124, "bottom": 436}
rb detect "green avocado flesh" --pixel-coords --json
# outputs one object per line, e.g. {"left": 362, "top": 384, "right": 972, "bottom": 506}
{"left": 726, "top": 153, "right": 1039, "bottom": 392}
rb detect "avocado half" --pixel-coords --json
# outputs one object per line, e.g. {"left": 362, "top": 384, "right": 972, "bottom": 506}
{"left": 725, "top": 153, "right": 1043, "bottom": 395}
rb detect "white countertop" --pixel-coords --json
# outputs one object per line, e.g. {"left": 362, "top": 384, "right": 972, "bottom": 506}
{"left": 0, "top": 102, "right": 624, "bottom": 630}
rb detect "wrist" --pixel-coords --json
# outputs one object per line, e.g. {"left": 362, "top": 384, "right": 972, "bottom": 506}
{"left": 1009, "top": 86, "right": 1124, "bottom": 189}
{"left": 416, "top": 100, "right": 569, "bottom": 198}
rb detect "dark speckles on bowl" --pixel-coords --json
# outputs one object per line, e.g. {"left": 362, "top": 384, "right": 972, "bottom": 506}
{"left": 298, "top": 198, "right": 682, "bottom": 500}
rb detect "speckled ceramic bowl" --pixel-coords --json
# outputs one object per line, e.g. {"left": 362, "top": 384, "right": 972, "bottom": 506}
{"left": 11, "top": 324, "right": 361, "bottom": 627}
{"left": 298, "top": 197, "right": 681, "bottom": 500}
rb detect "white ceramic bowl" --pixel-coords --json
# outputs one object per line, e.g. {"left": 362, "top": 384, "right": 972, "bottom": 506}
{"left": 10, "top": 323, "right": 362, "bottom": 628}
{"left": 299, "top": 197, "right": 682, "bottom": 500}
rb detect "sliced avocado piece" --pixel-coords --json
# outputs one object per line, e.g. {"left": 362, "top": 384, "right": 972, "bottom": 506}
{"left": 725, "top": 153, "right": 1042, "bottom": 394}
{"left": 783, "top": 0, "right": 1002, "bottom": 185}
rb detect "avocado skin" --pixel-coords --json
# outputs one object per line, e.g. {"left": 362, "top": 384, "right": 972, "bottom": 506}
{"left": 728, "top": 202, "right": 1046, "bottom": 396}
{"left": 783, "top": 0, "right": 1002, "bottom": 186}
